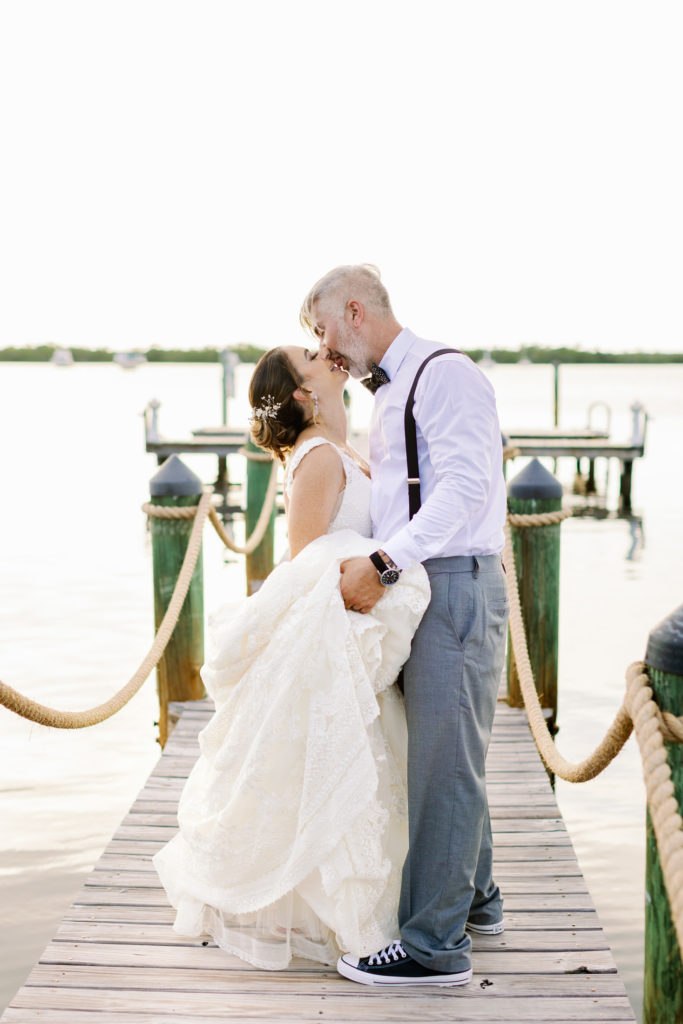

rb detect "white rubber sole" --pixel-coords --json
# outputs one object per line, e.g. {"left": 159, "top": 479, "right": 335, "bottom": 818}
{"left": 337, "top": 957, "right": 472, "bottom": 987}
{"left": 466, "top": 920, "right": 505, "bottom": 935}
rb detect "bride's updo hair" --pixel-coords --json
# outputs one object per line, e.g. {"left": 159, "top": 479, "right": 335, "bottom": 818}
{"left": 249, "top": 348, "right": 308, "bottom": 463}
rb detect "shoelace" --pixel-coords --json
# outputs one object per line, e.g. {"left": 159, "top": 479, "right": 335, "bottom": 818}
{"left": 368, "top": 940, "right": 407, "bottom": 966}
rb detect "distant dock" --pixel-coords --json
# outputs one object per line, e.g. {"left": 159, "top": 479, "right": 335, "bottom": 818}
{"left": 144, "top": 392, "right": 648, "bottom": 516}
{"left": 506, "top": 418, "right": 646, "bottom": 513}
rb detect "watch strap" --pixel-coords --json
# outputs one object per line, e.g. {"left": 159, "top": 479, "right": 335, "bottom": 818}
{"left": 369, "top": 551, "right": 388, "bottom": 575}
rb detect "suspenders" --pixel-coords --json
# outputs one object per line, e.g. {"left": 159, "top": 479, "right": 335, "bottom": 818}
{"left": 404, "top": 348, "right": 460, "bottom": 520}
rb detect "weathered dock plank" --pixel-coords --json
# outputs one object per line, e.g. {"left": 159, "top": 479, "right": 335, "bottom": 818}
{"left": 0, "top": 699, "right": 637, "bottom": 1023}
{"left": 64, "top": 905, "right": 603, "bottom": 929}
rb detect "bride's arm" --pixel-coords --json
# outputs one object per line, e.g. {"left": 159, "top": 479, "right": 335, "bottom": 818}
{"left": 287, "top": 446, "right": 345, "bottom": 558}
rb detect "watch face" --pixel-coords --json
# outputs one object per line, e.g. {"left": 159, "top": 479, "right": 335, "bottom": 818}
{"left": 380, "top": 568, "right": 401, "bottom": 586}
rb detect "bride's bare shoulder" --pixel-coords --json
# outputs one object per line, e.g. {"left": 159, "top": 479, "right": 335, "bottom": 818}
{"left": 285, "top": 437, "right": 346, "bottom": 552}
{"left": 288, "top": 436, "right": 343, "bottom": 481}
{"left": 286, "top": 432, "right": 344, "bottom": 495}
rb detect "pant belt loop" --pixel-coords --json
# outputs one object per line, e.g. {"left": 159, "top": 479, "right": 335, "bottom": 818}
{"left": 473, "top": 555, "right": 480, "bottom": 579}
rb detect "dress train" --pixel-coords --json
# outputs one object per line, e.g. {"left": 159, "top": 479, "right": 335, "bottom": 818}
{"left": 153, "top": 529, "right": 429, "bottom": 968}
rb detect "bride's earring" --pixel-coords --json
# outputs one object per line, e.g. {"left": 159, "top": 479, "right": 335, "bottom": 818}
{"left": 313, "top": 394, "right": 319, "bottom": 418}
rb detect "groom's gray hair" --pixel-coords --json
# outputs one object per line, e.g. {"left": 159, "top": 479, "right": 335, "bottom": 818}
{"left": 300, "top": 264, "right": 393, "bottom": 335}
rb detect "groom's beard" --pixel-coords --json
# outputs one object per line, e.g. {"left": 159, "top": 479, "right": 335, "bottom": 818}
{"left": 335, "top": 321, "right": 372, "bottom": 378}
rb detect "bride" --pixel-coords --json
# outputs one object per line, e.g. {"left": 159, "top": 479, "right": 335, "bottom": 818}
{"left": 153, "top": 345, "right": 430, "bottom": 970}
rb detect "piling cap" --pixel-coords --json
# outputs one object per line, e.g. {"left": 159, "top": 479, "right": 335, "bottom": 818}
{"left": 645, "top": 604, "right": 683, "bottom": 677}
{"left": 507, "top": 458, "right": 563, "bottom": 500}
{"left": 150, "top": 455, "right": 203, "bottom": 497}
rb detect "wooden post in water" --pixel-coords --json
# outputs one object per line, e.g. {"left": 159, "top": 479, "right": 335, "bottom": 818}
{"left": 619, "top": 459, "right": 634, "bottom": 515}
{"left": 643, "top": 603, "right": 683, "bottom": 1024}
{"left": 506, "top": 458, "right": 563, "bottom": 728}
{"left": 150, "top": 455, "right": 205, "bottom": 747}
{"left": 245, "top": 440, "right": 275, "bottom": 595}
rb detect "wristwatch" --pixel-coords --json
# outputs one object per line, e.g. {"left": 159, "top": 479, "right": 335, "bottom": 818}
{"left": 369, "top": 549, "right": 401, "bottom": 586}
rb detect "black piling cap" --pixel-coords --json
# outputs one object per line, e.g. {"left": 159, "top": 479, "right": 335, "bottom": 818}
{"left": 150, "top": 455, "right": 203, "bottom": 497}
{"left": 645, "top": 604, "right": 683, "bottom": 677}
{"left": 507, "top": 458, "right": 563, "bottom": 500}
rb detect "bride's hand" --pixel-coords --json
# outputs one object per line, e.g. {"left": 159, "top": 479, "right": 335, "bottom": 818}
{"left": 340, "top": 558, "right": 384, "bottom": 614}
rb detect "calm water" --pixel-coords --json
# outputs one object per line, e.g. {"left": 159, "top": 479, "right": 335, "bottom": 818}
{"left": 1, "top": 360, "right": 682, "bottom": 1019}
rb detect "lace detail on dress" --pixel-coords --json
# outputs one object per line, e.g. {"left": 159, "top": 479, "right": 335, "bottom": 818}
{"left": 153, "top": 447, "right": 429, "bottom": 971}
{"left": 285, "top": 437, "right": 372, "bottom": 538}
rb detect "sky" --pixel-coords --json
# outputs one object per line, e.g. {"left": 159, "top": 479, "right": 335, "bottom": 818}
{"left": 1, "top": 1, "right": 681, "bottom": 354}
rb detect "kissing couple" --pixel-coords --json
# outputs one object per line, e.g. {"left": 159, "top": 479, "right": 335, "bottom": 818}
{"left": 154, "top": 264, "right": 510, "bottom": 987}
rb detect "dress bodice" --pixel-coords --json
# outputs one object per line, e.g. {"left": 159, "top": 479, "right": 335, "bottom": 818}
{"left": 285, "top": 437, "right": 373, "bottom": 538}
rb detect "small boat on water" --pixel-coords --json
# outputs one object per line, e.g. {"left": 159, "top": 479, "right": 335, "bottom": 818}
{"left": 113, "top": 352, "right": 147, "bottom": 369}
{"left": 478, "top": 350, "right": 496, "bottom": 369}
{"left": 50, "top": 348, "right": 74, "bottom": 367}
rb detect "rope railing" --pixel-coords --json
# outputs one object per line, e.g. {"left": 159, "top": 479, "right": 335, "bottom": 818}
{"left": 504, "top": 510, "right": 683, "bottom": 957}
{"left": 503, "top": 443, "right": 521, "bottom": 462}
{"left": 0, "top": 489, "right": 213, "bottom": 729}
{"left": 0, "top": 461, "right": 681, "bottom": 953}
{"left": 0, "top": 455, "right": 280, "bottom": 729}
{"left": 141, "top": 458, "right": 279, "bottom": 556}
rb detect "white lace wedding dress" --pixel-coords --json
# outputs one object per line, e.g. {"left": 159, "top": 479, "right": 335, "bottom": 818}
{"left": 153, "top": 438, "right": 430, "bottom": 969}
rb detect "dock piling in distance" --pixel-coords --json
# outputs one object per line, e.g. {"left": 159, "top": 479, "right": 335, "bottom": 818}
{"left": 506, "top": 458, "right": 563, "bottom": 728}
{"left": 619, "top": 402, "right": 647, "bottom": 515}
{"left": 643, "top": 603, "right": 683, "bottom": 1024}
{"left": 245, "top": 440, "right": 276, "bottom": 594}
{"left": 219, "top": 349, "right": 240, "bottom": 426}
{"left": 150, "top": 456, "right": 206, "bottom": 747}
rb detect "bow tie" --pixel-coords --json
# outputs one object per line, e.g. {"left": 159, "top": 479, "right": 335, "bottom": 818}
{"left": 361, "top": 363, "right": 391, "bottom": 394}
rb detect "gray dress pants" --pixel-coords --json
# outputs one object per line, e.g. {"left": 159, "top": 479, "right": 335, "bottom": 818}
{"left": 398, "top": 553, "right": 509, "bottom": 973}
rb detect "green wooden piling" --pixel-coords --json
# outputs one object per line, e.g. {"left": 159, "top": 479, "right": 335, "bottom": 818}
{"left": 245, "top": 440, "right": 275, "bottom": 595}
{"left": 507, "top": 458, "right": 563, "bottom": 727}
{"left": 150, "top": 456, "right": 205, "bottom": 747}
{"left": 643, "top": 604, "right": 683, "bottom": 1024}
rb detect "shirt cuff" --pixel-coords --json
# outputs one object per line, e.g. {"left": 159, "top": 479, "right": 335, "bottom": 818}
{"left": 378, "top": 529, "right": 423, "bottom": 572}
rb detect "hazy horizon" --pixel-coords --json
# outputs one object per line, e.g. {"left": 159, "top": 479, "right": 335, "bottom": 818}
{"left": 3, "top": 341, "right": 683, "bottom": 357}
{"left": 1, "top": 1, "right": 681, "bottom": 355}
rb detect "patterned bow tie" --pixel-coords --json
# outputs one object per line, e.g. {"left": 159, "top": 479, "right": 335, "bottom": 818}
{"left": 361, "top": 363, "right": 391, "bottom": 394}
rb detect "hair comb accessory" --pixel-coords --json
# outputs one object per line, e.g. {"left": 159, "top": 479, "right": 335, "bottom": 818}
{"left": 252, "top": 395, "right": 282, "bottom": 421}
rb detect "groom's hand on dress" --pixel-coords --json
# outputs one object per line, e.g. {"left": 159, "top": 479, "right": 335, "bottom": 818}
{"left": 340, "top": 558, "right": 384, "bottom": 613}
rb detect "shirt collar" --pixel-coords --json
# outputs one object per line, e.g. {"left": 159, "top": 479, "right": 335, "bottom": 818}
{"left": 378, "top": 327, "right": 416, "bottom": 380}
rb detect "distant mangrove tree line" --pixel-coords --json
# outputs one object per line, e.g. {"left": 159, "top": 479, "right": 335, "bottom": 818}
{"left": 1, "top": 344, "right": 682, "bottom": 364}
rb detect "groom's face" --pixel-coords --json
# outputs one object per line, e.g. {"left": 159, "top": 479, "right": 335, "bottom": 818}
{"left": 313, "top": 301, "right": 372, "bottom": 379}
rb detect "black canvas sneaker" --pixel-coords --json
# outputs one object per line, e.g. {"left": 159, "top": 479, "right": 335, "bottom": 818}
{"left": 337, "top": 940, "right": 472, "bottom": 987}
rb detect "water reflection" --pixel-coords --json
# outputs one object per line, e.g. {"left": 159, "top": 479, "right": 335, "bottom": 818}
{"left": 626, "top": 517, "right": 645, "bottom": 562}
{"left": 565, "top": 502, "right": 645, "bottom": 561}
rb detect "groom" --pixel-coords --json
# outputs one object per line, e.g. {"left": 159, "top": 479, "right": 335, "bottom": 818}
{"left": 300, "top": 264, "right": 509, "bottom": 986}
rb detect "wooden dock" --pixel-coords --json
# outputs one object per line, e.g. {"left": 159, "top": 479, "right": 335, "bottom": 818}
{"left": 506, "top": 437, "right": 644, "bottom": 462}
{"left": 1, "top": 698, "right": 637, "bottom": 1023}
{"left": 145, "top": 430, "right": 248, "bottom": 462}
{"left": 504, "top": 434, "right": 645, "bottom": 513}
